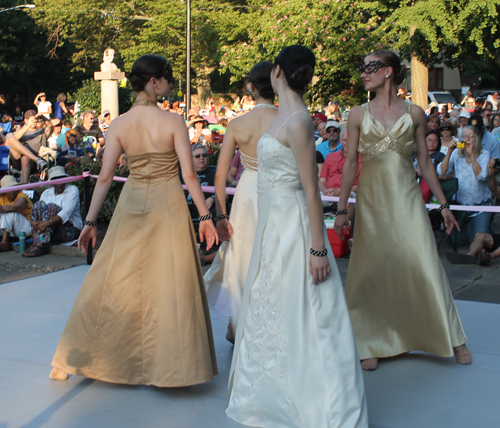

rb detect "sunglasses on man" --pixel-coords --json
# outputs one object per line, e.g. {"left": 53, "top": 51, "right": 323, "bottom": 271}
{"left": 194, "top": 153, "right": 208, "bottom": 159}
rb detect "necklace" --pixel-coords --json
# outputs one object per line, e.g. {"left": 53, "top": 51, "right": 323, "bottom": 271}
{"left": 133, "top": 99, "right": 159, "bottom": 108}
{"left": 253, "top": 103, "right": 278, "bottom": 110}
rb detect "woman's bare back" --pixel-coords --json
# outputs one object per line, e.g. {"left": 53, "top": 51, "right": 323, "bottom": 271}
{"left": 112, "top": 106, "right": 188, "bottom": 156}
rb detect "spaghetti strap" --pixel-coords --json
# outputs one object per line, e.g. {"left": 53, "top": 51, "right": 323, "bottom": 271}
{"left": 274, "top": 111, "right": 310, "bottom": 140}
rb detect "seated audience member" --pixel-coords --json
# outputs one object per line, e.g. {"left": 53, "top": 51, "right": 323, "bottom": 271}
{"left": 437, "top": 126, "right": 492, "bottom": 245}
{"left": 22, "top": 166, "right": 82, "bottom": 257}
{"left": 48, "top": 119, "right": 64, "bottom": 150}
{"left": 5, "top": 110, "right": 50, "bottom": 182}
{"left": 181, "top": 144, "right": 218, "bottom": 264}
{"left": 413, "top": 131, "right": 446, "bottom": 181}
{"left": 316, "top": 151, "right": 325, "bottom": 177}
{"left": 316, "top": 120, "right": 341, "bottom": 159}
{"left": 319, "top": 128, "right": 359, "bottom": 223}
{"left": 315, "top": 121, "right": 327, "bottom": 146}
{"left": 0, "top": 175, "right": 33, "bottom": 252}
{"left": 188, "top": 116, "right": 212, "bottom": 145}
{"left": 57, "top": 129, "right": 92, "bottom": 166}
{"left": 311, "top": 112, "right": 327, "bottom": 140}
{"left": 469, "top": 113, "right": 500, "bottom": 159}
{"left": 74, "top": 110, "right": 105, "bottom": 155}
{"left": 13, "top": 106, "right": 24, "bottom": 123}
{"left": 227, "top": 150, "right": 243, "bottom": 187}
{"left": 426, "top": 114, "right": 440, "bottom": 131}
{"left": 447, "top": 157, "right": 500, "bottom": 266}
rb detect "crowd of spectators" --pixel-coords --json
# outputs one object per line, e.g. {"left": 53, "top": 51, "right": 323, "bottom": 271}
{"left": 2, "top": 91, "right": 500, "bottom": 266}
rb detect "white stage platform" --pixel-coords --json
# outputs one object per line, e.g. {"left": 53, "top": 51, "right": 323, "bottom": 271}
{"left": 0, "top": 266, "right": 498, "bottom": 428}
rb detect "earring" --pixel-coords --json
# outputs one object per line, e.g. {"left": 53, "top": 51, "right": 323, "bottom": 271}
{"left": 385, "top": 75, "right": 389, "bottom": 79}
{"left": 156, "top": 86, "right": 159, "bottom": 89}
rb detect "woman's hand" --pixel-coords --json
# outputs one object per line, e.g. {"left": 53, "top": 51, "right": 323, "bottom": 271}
{"left": 487, "top": 158, "right": 498, "bottom": 176}
{"left": 333, "top": 215, "right": 350, "bottom": 240}
{"left": 310, "top": 254, "right": 331, "bottom": 285}
{"left": 198, "top": 220, "right": 219, "bottom": 251}
{"left": 465, "top": 140, "right": 474, "bottom": 156}
{"left": 442, "top": 208, "right": 461, "bottom": 235}
{"left": 216, "top": 219, "right": 233, "bottom": 242}
{"left": 78, "top": 225, "right": 97, "bottom": 254}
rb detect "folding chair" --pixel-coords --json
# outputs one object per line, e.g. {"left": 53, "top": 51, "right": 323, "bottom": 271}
{"left": 428, "top": 178, "right": 468, "bottom": 251}
{"left": 0, "top": 145, "right": 9, "bottom": 177}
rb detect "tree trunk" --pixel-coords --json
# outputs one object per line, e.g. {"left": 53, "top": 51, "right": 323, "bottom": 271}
{"left": 410, "top": 26, "right": 428, "bottom": 110}
{"left": 195, "top": 65, "right": 214, "bottom": 109}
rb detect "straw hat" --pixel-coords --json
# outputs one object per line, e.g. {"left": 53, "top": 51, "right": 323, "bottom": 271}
{"left": 0, "top": 175, "right": 21, "bottom": 189}
{"left": 48, "top": 166, "right": 69, "bottom": 181}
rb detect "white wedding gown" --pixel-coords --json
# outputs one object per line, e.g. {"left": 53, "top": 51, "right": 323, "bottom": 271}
{"left": 204, "top": 154, "right": 258, "bottom": 322}
{"left": 226, "top": 121, "right": 368, "bottom": 428}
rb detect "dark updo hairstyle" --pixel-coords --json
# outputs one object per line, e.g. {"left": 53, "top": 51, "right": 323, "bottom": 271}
{"left": 128, "top": 55, "right": 174, "bottom": 93}
{"left": 274, "top": 45, "right": 316, "bottom": 92}
{"left": 372, "top": 50, "right": 407, "bottom": 85}
{"left": 248, "top": 61, "right": 275, "bottom": 100}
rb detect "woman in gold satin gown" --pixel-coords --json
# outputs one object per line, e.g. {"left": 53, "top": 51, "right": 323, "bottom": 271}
{"left": 334, "top": 50, "right": 472, "bottom": 371}
{"left": 49, "top": 55, "right": 219, "bottom": 386}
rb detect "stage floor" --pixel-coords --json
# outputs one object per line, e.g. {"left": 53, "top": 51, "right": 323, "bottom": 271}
{"left": 0, "top": 266, "right": 498, "bottom": 428}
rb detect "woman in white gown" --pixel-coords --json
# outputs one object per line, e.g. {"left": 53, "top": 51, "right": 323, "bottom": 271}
{"left": 226, "top": 45, "right": 368, "bottom": 428}
{"left": 204, "top": 62, "right": 278, "bottom": 341}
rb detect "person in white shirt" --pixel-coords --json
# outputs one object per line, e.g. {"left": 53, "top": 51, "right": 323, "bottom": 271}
{"left": 34, "top": 93, "right": 52, "bottom": 119}
{"left": 23, "top": 166, "right": 83, "bottom": 257}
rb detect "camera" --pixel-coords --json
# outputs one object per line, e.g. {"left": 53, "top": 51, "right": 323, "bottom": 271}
{"left": 456, "top": 141, "right": 465, "bottom": 149}
{"left": 494, "top": 158, "right": 500, "bottom": 169}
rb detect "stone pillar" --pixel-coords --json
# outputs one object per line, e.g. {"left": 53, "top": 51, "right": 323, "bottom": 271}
{"left": 94, "top": 71, "right": 125, "bottom": 120}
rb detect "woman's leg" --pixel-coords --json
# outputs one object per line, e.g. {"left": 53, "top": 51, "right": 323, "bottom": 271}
{"left": 468, "top": 211, "right": 492, "bottom": 243}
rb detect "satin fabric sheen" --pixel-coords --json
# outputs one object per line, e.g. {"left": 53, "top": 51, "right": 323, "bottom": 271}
{"left": 226, "top": 134, "right": 368, "bottom": 428}
{"left": 345, "top": 102, "right": 467, "bottom": 360}
{"left": 204, "top": 164, "right": 258, "bottom": 323}
{"left": 51, "top": 151, "right": 217, "bottom": 386}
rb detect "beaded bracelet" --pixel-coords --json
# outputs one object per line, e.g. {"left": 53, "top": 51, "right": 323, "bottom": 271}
{"left": 84, "top": 220, "right": 97, "bottom": 227}
{"left": 213, "top": 214, "right": 229, "bottom": 222}
{"left": 334, "top": 209, "right": 349, "bottom": 216}
{"left": 198, "top": 213, "right": 213, "bottom": 222}
{"left": 438, "top": 203, "right": 450, "bottom": 213}
{"left": 310, "top": 248, "right": 328, "bottom": 257}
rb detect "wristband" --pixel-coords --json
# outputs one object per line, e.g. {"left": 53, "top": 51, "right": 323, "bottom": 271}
{"left": 310, "top": 248, "right": 328, "bottom": 257}
{"left": 334, "top": 209, "right": 349, "bottom": 216}
{"left": 438, "top": 203, "right": 450, "bottom": 213}
{"left": 84, "top": 220, "right": 97, "bottom": 227}
{"left": 198, "top": 213, "right": 213, "bottom": 222}
{"left": 214, "top": 214, "right": 229, "bottom": 222}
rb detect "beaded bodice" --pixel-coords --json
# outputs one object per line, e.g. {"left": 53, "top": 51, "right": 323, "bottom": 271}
{"left": 358, "top": 102, "right": 416, "bottom": 163}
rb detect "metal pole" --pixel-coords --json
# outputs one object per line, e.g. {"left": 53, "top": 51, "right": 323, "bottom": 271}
{"left": 186, "top": 0, "right": 191, "bottom": 116}
{"left": 83, "top": 168, "right": 93, "bottom": 265}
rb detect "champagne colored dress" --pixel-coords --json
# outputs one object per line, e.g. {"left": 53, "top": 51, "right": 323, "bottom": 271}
{"left": 226, "top": 114, "right": 368, "bottom": 428}
{"left": 345, "top": 102, "right": 467, "bottom": 360}
{"left": 51, "top": 151, "right": 218, "bottom": 386}
{"left": 204, "top": 152, "right": 258, "bottom": 322}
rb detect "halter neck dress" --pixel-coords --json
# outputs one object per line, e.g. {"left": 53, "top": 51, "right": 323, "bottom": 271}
{"left": 345, "top": 102, "right": 467, "bottom": 360}
{"left": 51, "top": 150, "right": 218, "bottom": 386}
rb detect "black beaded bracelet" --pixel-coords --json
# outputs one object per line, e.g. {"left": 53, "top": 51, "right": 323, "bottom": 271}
{"left": 214, "top": 214, "right": 229, "bottom": 222}
{"left": 334, "top": 209, "right": 349, "bottom": 216}
{"left": 84, "top": 220, "right": 97, "bottom": 227}
{"left": 438, "top": 203, "right": 450, "bottom": 213}
{"left": 198, "top": 213, "right": 213, "bottom": 222}
{"left": 310, "top": 248, "right": 328, "bottom": 257}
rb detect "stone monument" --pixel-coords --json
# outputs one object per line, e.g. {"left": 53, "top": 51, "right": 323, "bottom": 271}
{"left": 94, "top": 49, "right": 125, "bottom": 120}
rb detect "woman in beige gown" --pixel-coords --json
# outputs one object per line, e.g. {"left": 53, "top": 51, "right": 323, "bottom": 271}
{"left": 204, "top": 61, "right": 278, "bottom": 341}
{"left": 334, "top": 50, "right": 472, "bottom": 371}
{"left": 50, "top": 55, "right": 218, "bottom": 386}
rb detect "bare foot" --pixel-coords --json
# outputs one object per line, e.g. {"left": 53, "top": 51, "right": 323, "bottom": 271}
{"left": 49, "top": 367, "right": 68, "bottom": 380}
{"left": 361, "top": 357, "right": 378, "bottom": 371}
{"left": 454, "top": 344, "right": 472, "bottom": 365}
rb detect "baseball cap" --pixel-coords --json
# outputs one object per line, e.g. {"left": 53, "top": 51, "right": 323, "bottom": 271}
{"left": 325, "top": 121, "right": 340, "bottom": 130}
{"left": 459, "top": 110, "right": 471, "bottom": 119}
{"left": 311, "top": 113, "right": 327, "bottom": 122}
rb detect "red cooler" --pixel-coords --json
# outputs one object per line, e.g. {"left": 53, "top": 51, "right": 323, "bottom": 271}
{"left": 324, "top": 219, "right": 352, "bottom": 258}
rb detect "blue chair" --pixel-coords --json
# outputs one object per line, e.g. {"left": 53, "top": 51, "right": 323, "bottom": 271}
{"left": 0, "top": 145, "right": 9, "bottom": 174}
{"left": 0, "top": 122, "right": 12, "bottom": 134}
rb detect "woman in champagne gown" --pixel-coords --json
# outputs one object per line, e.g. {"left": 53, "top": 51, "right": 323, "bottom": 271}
{"left": 50, "top": 55, "right": 218, "bottom": 386}
{"left": 204, "top": 62, "right": 278, "bottom": 337}
{"left": 227, "top": 45, "right": 368, "bottom": 428}
{"left": 334, "top": 50, "right": 471, "bottom": 371}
